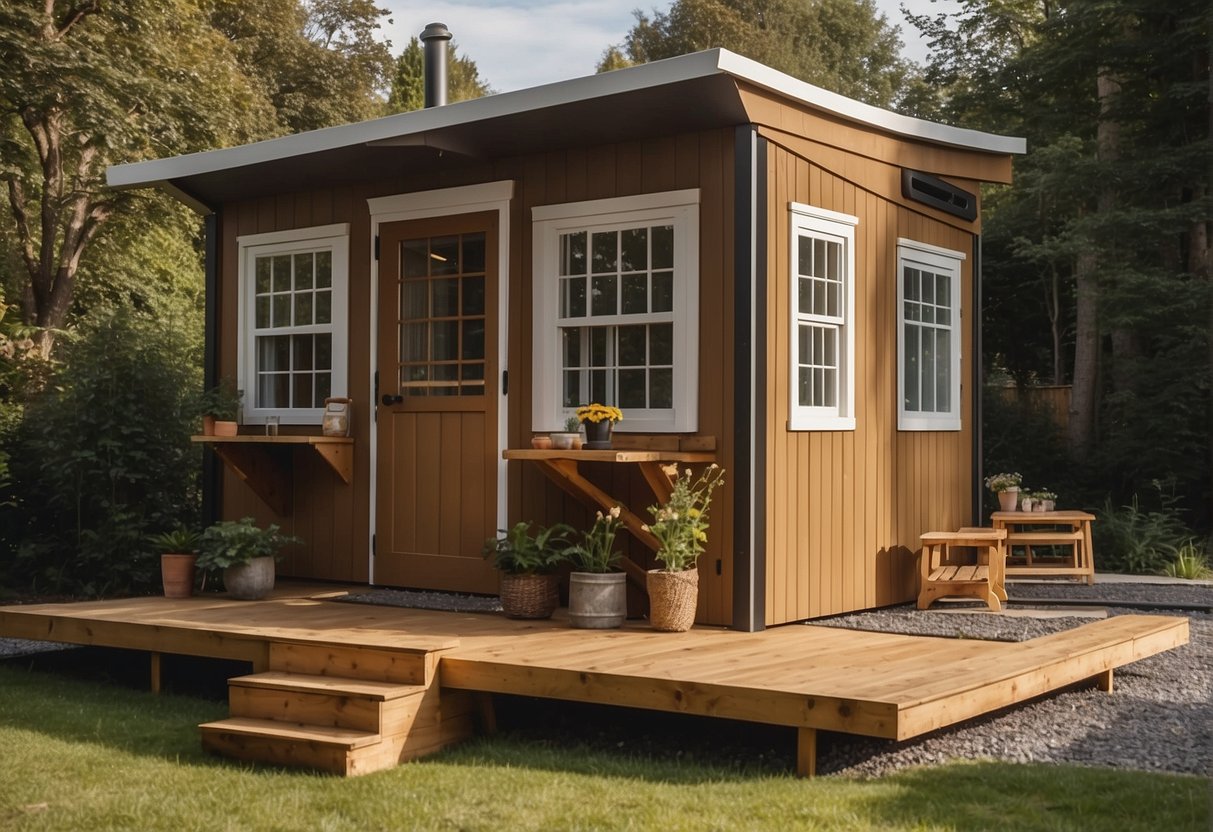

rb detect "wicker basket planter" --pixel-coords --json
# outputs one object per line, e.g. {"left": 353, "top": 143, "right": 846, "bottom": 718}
{"left": 646, "top": 568, "right": 699, "bottom": 632}
{"left": 499, "top": 573, "right": 560, "bottom": 619}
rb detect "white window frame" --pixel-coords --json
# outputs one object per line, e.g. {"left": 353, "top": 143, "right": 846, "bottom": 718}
{"left": 532, "top": 190, "right": 700, "bottom": 433}
{"left": 788, "top": 203, "right": 857, "bottom": 431}
{"left": 237, "top": 223, "right": 350, "bottom": 425}
{"left": 897, "top": 238, "right": 965, "bottom": 431}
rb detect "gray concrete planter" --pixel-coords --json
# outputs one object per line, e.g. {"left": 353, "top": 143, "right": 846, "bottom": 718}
{"left": 568, "top": 571, "right": 626, "bottom": 629}
{"left": 223, "top": 556, "right": 276, "bottom": 600}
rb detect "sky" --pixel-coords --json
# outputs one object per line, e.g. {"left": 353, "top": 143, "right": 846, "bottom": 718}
{"left": 378, "top": 1, "right": 958, "bottom": 95}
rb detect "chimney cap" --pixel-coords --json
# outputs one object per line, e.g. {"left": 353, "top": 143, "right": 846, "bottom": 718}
{"left": 420, "top": 22, "right": 452, "bottom": 42}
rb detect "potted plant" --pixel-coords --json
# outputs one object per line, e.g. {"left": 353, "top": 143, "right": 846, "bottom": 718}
{"left": 198, "top": 379, "right": 242, "bottom": 437}
{"left": 566, "top": 507, "right": 626, "bottom": 629}
{"left": 576, "top": 403, "right": 623, "bottom": 449}
{"left": 1020, "top": 491, "right": 1035, "bottom": 512}
{"left": 197, "top": 517, "right": 299, "bottom": 600}
{"left": 550, "top": 416, "right": 583, "bottom": 450}
{"left": 152, "top": 527, "right": 199, "bottom": 599}
{"left": 984, "top": 472, "right": 1023, "bottom": 512}
{"left": 482, "top": 521, "right": 573, "bottom": 619}
{"left": 1036, "top": 490, "right": 1057, "bottom": 512}
{"left": 643, "top": 464, "right": 725, "bottom": 632}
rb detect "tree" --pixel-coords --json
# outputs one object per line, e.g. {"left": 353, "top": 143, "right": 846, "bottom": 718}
{"left": 0, "top": 0, "right": 394, "bottom": 360}
{"left": 602, "top": 0, "right": 915, "bottom": 109}
{"left": 385, "top": 35, "right": 492, "bottom": 113}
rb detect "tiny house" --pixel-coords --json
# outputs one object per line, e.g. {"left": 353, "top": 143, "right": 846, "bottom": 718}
{"left": 109, "top": 45, "right": 1024, "bottom": 631}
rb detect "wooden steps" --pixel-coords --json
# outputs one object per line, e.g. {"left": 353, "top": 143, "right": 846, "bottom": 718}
{"left": 200, "top": 641, "right": 474, "bottom": 776}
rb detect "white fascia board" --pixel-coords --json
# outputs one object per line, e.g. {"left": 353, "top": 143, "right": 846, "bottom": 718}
{"left": 106, "top": 51, "right": 727, "bottom": 190}
{"left": 713, "top": 51, "right": 1026, "bottom": 156}
{"left": 106, "top": 48, "right": 1024, "bottom": 191}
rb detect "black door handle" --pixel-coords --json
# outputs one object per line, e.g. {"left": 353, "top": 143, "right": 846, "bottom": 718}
{"left": 381, "top": 393, "right": 403, "bottom": 406}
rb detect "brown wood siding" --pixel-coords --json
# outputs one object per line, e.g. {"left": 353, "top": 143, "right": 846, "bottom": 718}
{"left": 762, "top": 138, "right": 975, "bottom": 625}
{"left": 214, "top": 130, "right": 738, "bottom": 626}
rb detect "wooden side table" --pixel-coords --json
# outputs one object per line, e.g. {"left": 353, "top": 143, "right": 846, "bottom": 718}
{"left": 917, "top": 528, "right": 1009, "bottom": 612}
{"left": 991, "top": 511, "right": 1096, "bottom": 585}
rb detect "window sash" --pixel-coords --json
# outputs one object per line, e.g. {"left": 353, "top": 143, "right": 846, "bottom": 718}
{"left": 897, "top": 240, "right": 964, "bottom": 431}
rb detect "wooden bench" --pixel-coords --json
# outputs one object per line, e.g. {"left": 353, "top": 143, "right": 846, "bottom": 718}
{"left": 918, "top": 528, "right": 1009, "bottom": 612}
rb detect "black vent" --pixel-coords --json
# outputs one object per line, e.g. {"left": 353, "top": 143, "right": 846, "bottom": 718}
{"left": 901, "top": 169, "right": 977, "bottom": 222}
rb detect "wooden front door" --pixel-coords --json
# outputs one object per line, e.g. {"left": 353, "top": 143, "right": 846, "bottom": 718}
{"left": 375, "top": 212, "right": 499, "bottom": 593}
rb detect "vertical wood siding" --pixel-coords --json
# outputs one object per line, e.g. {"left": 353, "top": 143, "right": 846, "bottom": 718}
{"left": 215, "top": 129, "right": 737, "bottom": 625}
{"left": 762, "top": 140, "right": 976, "bottom": 624}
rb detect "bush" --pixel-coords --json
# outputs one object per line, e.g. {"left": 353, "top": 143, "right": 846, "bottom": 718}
{"left": 0, "top": 309, "right": 202, "bottom": 595}
{"left": 1093, "top": 481, "right": 1194, "bottom": 575}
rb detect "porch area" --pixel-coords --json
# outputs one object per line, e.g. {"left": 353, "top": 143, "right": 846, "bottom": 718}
{"left": 0, "top": 584, "right": 1188, "bottom": 777}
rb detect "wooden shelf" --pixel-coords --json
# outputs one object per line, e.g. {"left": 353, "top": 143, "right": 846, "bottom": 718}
{"left": 503, "top": 449, "right": 715, "bottom": 464}
{"left": 193, "top": 435, "right": 354, "bottom": 515}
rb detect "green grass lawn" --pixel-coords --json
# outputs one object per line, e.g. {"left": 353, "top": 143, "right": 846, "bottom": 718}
{"left": 0, "top": 664, "right": 1207, "bottom": 832}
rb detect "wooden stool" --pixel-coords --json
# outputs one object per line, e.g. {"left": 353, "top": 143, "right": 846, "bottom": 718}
{"left": 917, "top": 527, "right": 1009, "bottom": 612}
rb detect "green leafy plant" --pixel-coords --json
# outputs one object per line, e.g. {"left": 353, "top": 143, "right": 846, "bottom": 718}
{"left": 1095, "top": 482, "right": 1194, "bottom": 575}
{"left": 568, "top": 507, "right": 623, "bottom": 573}
{"left": 198, "top": 378, "right": 242, "bottom": 421}
{"left": 644, "top": 464, "right": 726, "bottom": 572}
{"left": 151, "top": 528, "right": 199, "bottom": 554}
{"left": 563, "top": 416, "right": 581, "bottom": 433}
{"left": 482, "top": 522, "right": 573, "bottom": 575}
{"left": 1162, "top": 541, "right": 1212, "bottom": 580}
{"left": 196, "top": 518, "right": 298, "bottom": 571}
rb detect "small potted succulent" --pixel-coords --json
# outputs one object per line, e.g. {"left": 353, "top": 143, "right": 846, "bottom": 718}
{"left": 550, "top": 415, "right": 583, "bottom": 450}
{"left": 566, "top": 507, "right": 626, "bottom": 629}
{"left": 151, "top": 527, "right": 200, "bottom": 599}
{"left": 1036, "top": 490, "right": 1057, "bottom": 512}
{"left": 482, "top": 521, "right": 572, "bottom": 619}
{"left": 197, "top": 517, "right": 299, "bottom": 600}
{"left": 576, "top": 403, "right": 623, "bottom": 449}
{"left": 984, "top": 472, "right": 1023, "bottom": 512}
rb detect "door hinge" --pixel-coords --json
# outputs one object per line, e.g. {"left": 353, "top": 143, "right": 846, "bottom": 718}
{"left": 715, "top": 558, "right": 722, "bottom": 576}
{"left": 501, "top": 369, "right": 508, "bottom": 396}
{"left": 371, "top": 534, "right": 376, "bottom": 557}
{"left": 373, "top": 370, "right": 379, "bottom": 422}
{"left": 374, "top": 234, "right": 380, "bottom": 261}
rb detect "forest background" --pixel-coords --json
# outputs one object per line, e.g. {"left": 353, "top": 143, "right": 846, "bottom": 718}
{"left": 0, "top": 0, "right": 1208, "bottom": 594}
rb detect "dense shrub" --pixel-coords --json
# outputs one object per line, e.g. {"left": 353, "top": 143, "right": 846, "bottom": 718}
{"left": 1093, "top": 481, "right": 1195, "bottom": 575}
{"left": 0, "top": 309, "right": 202, "bottom": 595}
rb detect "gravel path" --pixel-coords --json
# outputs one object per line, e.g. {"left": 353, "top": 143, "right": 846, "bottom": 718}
{"left": 2, "top": 581, "right": 1209, "bottom": 779}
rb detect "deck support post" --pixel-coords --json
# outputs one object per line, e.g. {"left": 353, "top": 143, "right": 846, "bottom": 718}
{"left": 1096, "top": 668, "right": 1114, "bottom": 692}
{"left": 150, "top": 652, "right": 162, "bottom": 694}
{"left": 796, "top": 727, "right": 817, "bottom": 778}
{"left": 475, "top": 692, "right": 497, "bottom": 735}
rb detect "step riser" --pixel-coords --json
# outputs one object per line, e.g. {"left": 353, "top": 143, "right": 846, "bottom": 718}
{"left": 230, "top": 686, "right": 385, "bottom": 733}
{"left": 268, "top": 642, "right": 434, "bottom": 685}
{"left": 201, "top": 728, "right": 355, "bottom": 775}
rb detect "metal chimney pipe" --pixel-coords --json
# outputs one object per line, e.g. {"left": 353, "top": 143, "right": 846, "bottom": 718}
{"left": 420, "top": 22, "right": 452, "bottom": 108}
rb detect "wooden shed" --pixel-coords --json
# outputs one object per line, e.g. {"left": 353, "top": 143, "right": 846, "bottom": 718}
{"left": 109, "top": 48, "right": 1024, "bottom": 631}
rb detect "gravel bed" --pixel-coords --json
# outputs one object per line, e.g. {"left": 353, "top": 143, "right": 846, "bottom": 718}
{"left": 337, "top": 588, "right": 504, "bottom": 614}
{"left": 813, "top": 583, "right": 1212, "bottom": 778}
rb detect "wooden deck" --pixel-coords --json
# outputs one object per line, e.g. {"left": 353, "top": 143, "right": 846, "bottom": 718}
{"left": 0, "top": 585, "right": 1189, "bottom": 777}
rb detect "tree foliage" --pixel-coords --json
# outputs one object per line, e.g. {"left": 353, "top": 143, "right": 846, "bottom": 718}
{"left": 385, "top": 35, "right": 492, "bottom": 114}
{"left": 910, "top": 1, "right": 1211, "bottom": 533}
{"left": 604, "top": 0, "right": 916, "bottom": 108}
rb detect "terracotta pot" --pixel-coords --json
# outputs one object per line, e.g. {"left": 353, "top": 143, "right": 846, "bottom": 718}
{"left": 531, "top": 435, "right": 553, "bottom": 449}
{"left": 202, "top": 415, "right": 216, "bottom": 436}
{"left": 646, "top": 568, "right": 699, "bottom": 632}
{"left": 997, "top": 488, "right": 1019, "bottom": 512}
{"left": 213, "top": 420, "right": 238, "bottom": 437}
{"left": 568, "top": 572, "right": 626, "bottom": 629}
{"left": 160, "top": 554, "right": 197, "bottom": 598}
{"left": 223, "top": 556, "right": 275, "bottom": 600}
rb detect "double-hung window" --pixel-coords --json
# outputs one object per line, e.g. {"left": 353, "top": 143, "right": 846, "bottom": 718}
{"left": 237, "top": 224, "right": 349, "bottom": 425}
{"left": 898, "top": 239, "right": 964, "bottom": 431}
{"left": 532, "top": 191, "right": 699, "bottom": 433}
{"left": 789, "top": 204, "right": 857, "bottom": 431}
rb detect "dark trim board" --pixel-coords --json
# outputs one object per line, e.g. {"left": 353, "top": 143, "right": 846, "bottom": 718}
{"left": 203, "top": 211, "right": 221, "bottom": 526}
{"left": 971, "top": 234, "right": 984, "bottom": 526}
{"left": 732, "top": 125, "right": 768, "bottom": 632}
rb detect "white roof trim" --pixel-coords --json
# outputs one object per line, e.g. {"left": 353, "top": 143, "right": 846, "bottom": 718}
{"left": 107, "top": 49, "right": 1024, "bottom": 190}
